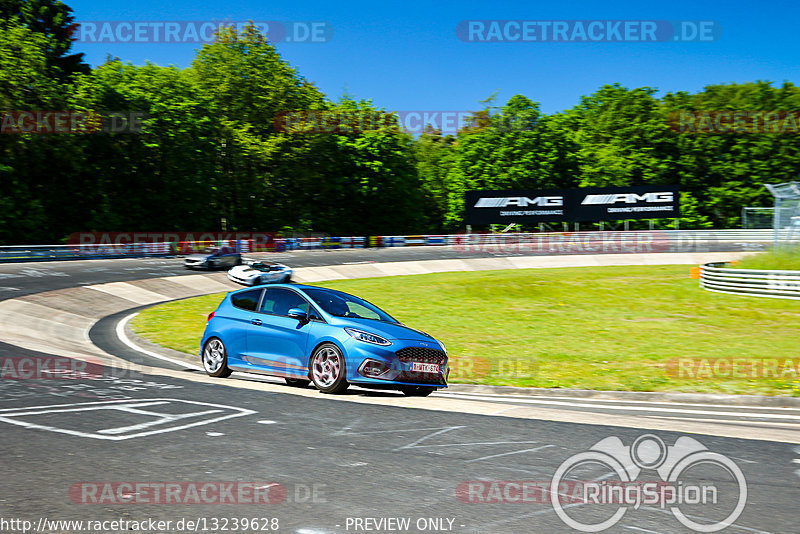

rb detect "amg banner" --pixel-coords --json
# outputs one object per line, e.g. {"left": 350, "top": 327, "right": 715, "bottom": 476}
{"left": 464, "top": 185, "right": 680, "bottom": 224}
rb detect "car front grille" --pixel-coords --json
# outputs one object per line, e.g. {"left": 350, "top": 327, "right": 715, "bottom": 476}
{"left": 395, "top": 346, "right": 446, "bottom": 365}
{"left": 396, "top": 371, "right": 447, "bottom": 385}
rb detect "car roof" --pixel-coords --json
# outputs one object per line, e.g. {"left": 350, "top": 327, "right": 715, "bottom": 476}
{"left": 229, "top": 282, "right": 317, "bottom": 294}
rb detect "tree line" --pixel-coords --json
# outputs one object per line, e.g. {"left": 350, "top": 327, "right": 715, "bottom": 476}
{"left": 1, "top": 0, "right": 799, "bottom": 244}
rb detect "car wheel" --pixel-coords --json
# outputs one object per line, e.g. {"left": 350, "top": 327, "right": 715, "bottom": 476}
{"left": 400, "top": 386, "right": 435, "bottom": 397}
{"left": 285, "top": 378, "right": 311, "bottom": 388}
{"left": 310, "top": 343, "right": 349, "bottom": 394}
{"left": 282, "top": 274, "right": 292, "bottom": 283}
{"left": 202, "top": 338, "right": 232, "bottom": 378}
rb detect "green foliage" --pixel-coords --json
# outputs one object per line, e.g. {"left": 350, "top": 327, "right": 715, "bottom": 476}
{"left": 415, "top": 82, "right": 800, "bottom": 232}
{"left": 736, "top": 247, "right": 800, "bottom": 270}
{"left": 2, "top": 4, "right": 800, "bottom": 242}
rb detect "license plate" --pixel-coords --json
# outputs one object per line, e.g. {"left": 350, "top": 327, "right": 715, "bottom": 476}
{"left": 410, "top": 362, "right": 440, "bottom": 374}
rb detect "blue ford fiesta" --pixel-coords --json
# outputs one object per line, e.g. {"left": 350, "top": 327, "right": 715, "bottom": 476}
{"left": 200, "top": 284, "right": 448, "bottom": 396}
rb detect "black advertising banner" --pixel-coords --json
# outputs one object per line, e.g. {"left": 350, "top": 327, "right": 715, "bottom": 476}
{"left": 464, "top": 185, "right": 680, "bottom": 224}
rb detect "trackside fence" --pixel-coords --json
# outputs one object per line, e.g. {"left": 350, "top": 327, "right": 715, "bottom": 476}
{"left": 0, "top": 229, "right": 776, "bottom": 263}
{"left": 699, "top": 262, "right": 800, "bottom": 300}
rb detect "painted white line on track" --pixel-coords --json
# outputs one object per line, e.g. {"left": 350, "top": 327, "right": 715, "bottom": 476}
{"left": 0, "top": 399, "right": 255, "bottom": 440}
{"left": 437, "top": 391, "right": 800, "bottom": 411}
{"left": 116, "top": 313, "right": 204, "bottom": 372}
{"left": 435, "top": 393, "right": 800, "bottom": 421}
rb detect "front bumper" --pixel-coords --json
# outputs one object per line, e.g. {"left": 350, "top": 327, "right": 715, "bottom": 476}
{"left": 184, "top": 260, "right": 208, "bottom": 270}
{"left": 346, "top": 340, "right": 448, "bottom": 388}
{"left": 227, "top": 272, "right": 255, "bottom": 286}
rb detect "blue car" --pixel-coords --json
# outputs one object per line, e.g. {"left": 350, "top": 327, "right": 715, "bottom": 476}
{"left": 200, "top": 284, "right": 448, "bottom": 396}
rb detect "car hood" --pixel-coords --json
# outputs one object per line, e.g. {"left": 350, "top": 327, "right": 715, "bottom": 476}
{"left": 186, "top": 254, "right": 209, "bottom": 261}
{"left": 334, "top": 317, "right": 439, "bottom": 343}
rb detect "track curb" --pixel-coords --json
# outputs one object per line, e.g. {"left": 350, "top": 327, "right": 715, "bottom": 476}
{"left": 119, "top": 312, "right": 800, "bottom": 408}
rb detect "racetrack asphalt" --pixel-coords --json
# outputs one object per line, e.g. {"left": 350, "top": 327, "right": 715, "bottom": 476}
{"left": 0, "top": 249, "right": 798, "bottom": 533}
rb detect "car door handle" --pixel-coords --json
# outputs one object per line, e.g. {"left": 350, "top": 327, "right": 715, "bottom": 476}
{"left": 251, "top": 318, "right": 262, "bottom": 325}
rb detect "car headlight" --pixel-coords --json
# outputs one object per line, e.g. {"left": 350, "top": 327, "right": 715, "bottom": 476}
{"left": 345, "top": 328, "right": 391, "bottom": 346}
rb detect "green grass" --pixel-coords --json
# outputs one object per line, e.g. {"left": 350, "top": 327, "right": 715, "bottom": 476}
{"left": 736, "top": 246, "right": 800, "bottom": 270}
{"left": 131, "top": 266, "right": 800, "bottom": 396}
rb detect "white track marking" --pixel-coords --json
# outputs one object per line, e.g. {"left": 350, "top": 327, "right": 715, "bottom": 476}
{"left": 465, "top": 444, "right": 554, "bottom": 463}
{"left": 436, "top": 393, "right": 800, "bottom": 421}
{"left": 394, "top": 426, "right": 466, "bottom": 450}
{"left": 401, "top": 440, "right": 543, "bottom": 449}
{"left": 116, "top": 313, "right": 204, "bottom": 371}
{"left": 97, "top": 409, "right": 224, "bottom": 435}
{"left": 437, "top": 390, "right": 800, "bottom": 411}
{"left": 0, "top": 398, "right": 255, "bottom": 440}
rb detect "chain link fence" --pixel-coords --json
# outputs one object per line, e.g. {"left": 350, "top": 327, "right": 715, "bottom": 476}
{"left": 765, "top": 181, "right": 800, "bottom": 246}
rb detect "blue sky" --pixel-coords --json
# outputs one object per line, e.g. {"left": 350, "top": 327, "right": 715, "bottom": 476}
{"left": 67, "top": 0, "right": 799, "bottom": 115}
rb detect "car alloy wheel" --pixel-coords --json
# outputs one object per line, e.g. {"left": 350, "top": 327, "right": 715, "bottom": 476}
{"left": 202, "top": 338, "right": 232, "bottom": 378}
{"left": 310, "top": 343, "right": 348, "bottom": 394}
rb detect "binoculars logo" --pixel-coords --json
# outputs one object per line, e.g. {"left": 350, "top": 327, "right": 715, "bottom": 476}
{"left": 551, "top": 434, "right": 747, "bottom": 532}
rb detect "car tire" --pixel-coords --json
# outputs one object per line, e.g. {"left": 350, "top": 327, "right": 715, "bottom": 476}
{"left": 282, "top": 274, "right": 292, "bottom": 283}
{"left": 400, "top": 386, "right": 435, "bottom": 397}
{"left": 285, "top": 378, "right": 311, "bottom": 388}
{"left": 202, "top": 337, "right": 232, "bottom": 378}
{"left": 310, "top": 343, "right": 349, "bottom": 394}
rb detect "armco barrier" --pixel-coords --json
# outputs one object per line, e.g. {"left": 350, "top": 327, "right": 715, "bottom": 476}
{"left": 0, "top": 229, "right": 778, "bottom": 263}
{"left": 699, "top": 262, "right": 800, "bottom": 300}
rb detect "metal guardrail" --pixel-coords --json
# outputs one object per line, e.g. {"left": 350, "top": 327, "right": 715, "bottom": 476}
{"left": 0, "top": 243, "right": 172, "bottom": 263}
{"left": 699, "top": 262, "right": 800, "bottom": 300}
{"left": 0, "top": 229, "right": 782, "bottom": 263}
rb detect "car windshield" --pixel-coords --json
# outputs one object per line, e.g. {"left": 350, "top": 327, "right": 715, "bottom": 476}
{"left": 302, "top": 288, "right": 399, "bottom": 324}
{"left": 249, "top": 263, "right": 279, "bottom": 272}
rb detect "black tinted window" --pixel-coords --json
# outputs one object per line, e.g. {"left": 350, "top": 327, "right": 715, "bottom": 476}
{"left": 231, "top": 289, "right": 262, "bottom": 311}
{"left": 261, "top": 288, "right": 309, "bottom": 316}
{"left": 303, "top": 287, "right": 398, "bottom": 323}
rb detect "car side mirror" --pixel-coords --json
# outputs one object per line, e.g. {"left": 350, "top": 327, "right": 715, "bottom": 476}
{"left": 287, "top": 308, "right": 308, "bottom": 324}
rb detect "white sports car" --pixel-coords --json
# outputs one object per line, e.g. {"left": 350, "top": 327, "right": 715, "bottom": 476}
{"left": 227, "top": 261, "right": 293, "bottom": 286}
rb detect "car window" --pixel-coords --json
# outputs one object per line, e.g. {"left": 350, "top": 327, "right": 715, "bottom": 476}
{"left": 303, "top": 287, "right": 399, "bottom": 324}
{"left": 347, "top": 302, "right": 381, "bottom": 320}
{"left": 231, "top": 289, "right": 262, "bottom": 311}
{"left": 261, "top": 288, "right": 310, "bottom": 316}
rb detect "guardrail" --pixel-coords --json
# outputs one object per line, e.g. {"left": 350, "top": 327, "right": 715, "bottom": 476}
{"left": 0, "top": 229, "right": 782, "bottom": 263}
{"left": 0, "top": 243, "right": 172, "bottom": 263}
{"left": 699, "top": 262, "right": 800, "bottom": 300}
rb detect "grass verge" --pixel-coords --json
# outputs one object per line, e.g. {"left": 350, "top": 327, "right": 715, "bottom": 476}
{"left": 131, "top": 266, "right": 800, "bottom": 396}
{"left": 736, "top": 246, "right": 800, "bottom": 270}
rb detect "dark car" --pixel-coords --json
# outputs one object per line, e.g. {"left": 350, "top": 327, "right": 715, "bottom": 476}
{"left": 184, "top": 246, "right": 242, "bottom": 270}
